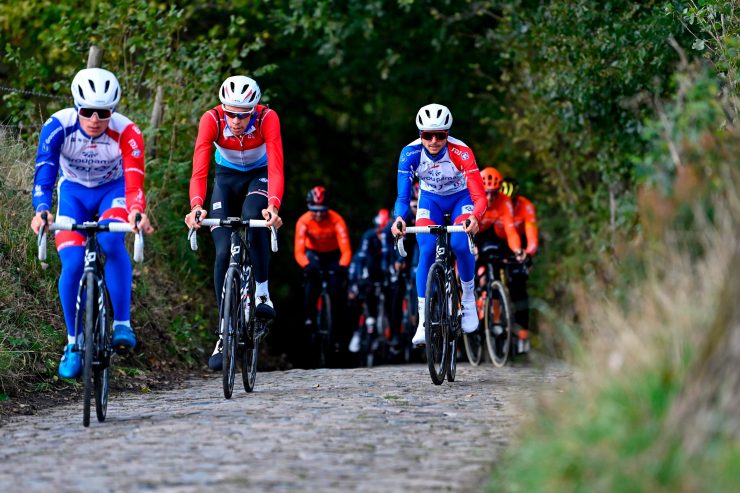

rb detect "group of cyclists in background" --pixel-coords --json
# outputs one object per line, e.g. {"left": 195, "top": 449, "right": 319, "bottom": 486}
{"left": 31, "top": 67, "right": 539, "bottom": 385}
{"left": 296, "top": 172, "right": 538, "bottom": 368}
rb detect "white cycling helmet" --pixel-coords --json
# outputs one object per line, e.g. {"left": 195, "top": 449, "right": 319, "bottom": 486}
{"left": 219, "top": 76, "right": 261, "bottom": 108}
{"left": 71, "top": 68, "right": 121, "bottom": 110}
{"left": 415, "top": 103, "right": 453, "bottom": 131}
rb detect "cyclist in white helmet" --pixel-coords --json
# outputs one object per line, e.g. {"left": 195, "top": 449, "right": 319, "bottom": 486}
{"left": 184, "top": 75, "right": 284, "bottom": 371}
{"left": 391, "top": 103, "right": 486, "bottom": 346}
{"left": 30, "top": 67, "right": 152, "bottom": 378}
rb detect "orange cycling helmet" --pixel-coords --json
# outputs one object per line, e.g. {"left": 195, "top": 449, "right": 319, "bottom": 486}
{"left": 307, "top": 186, "right": 328, "bottom": 211}
{"left": 481, "top": 167, "right": 503, "bottom": 192}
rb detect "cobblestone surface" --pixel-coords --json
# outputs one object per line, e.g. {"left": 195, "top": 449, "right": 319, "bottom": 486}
{"left": 0, "top": 362, "right": 569, "bottom": 493}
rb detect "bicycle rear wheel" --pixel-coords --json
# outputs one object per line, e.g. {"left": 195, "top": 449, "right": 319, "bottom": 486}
{"left": 94, "top": 283, "right": 112, "bottom": 422}
{"left": 485, "top": 280, "right": 512, "bottom": 367}
{"left": 425, "top": 263, "right": 448, "bottom": 385}
{"left": 221, "top": 268, "right": 240, "bottom": 399}
{"left": 241, "top": 266, "right": 258, "bottom": 393}
{"left": 317, "top": 292, "right": 332, "bottom": 368}
{"left": 81, "top": 273, "right": 95, "bottom": 427}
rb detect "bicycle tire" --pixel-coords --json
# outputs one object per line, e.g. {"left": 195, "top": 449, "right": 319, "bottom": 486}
{"left": 94, "top": 283, "right": 112, "bottom": 422}
{"left": 241, "top": 265, "right": 258, "bottom": 393}
{"left": 221, "top": 268, "right": 240, "bottom": 399}
{"left": 317, "top": 292, "right": 332, "bottom": 368}
{"left": 82, "top": 273, "right": 95, "bottom": 427}
{"left": 463, "top": 329, "right": 484, "bottom": 366}
{"left": 447, "top": 274, "right": 460, "bottom": 382}
{"left": 485, "top": 280, "right": 512, "bottom": 367}
{"left": 425, "top": 263, "right": 448, "bottom": 385}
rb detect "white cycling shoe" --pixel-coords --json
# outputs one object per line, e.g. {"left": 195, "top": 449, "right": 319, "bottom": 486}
{"left": 461, "top": 299, "right": 478, "bottom": 334}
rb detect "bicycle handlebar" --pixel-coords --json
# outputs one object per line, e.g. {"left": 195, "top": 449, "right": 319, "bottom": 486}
{"left": 188, "top": 214, "right": 279, "bottom": 253}
{"left": 395, "top": 220, "right": 475, "bottom": 257}
{"left": 38, "top": 212, "right": 144, "bottom": 263}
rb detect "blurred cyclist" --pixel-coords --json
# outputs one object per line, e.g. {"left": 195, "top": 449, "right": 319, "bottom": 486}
{"left": 295, "top": 186, "right": 352, "bottom": 343}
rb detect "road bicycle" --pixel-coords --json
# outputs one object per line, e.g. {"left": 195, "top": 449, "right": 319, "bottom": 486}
{"left": 314, "top": 269, "right": 335, "bottom": 368}
{"left": 38, "top": 212, "right": 144, "bottom": 427}
{"left": 396, "top": 215, "right": 475, "bottom": 385}
{"left": 189, "top": 215, "right": 278, "bottom": 398}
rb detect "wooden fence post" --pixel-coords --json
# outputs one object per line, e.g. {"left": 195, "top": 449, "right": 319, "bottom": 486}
{"left": 87, "top": 46, "right": 103, "bottom": 68}
{"left": 147, "top": 86, "right": 165, "bottom": 159}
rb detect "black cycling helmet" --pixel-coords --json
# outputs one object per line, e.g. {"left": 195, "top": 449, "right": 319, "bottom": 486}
{"left": 501, "top": 177, "right": 520, "bottom": 199}
{"left": 306, "top": 185, "right": 329, "bottom": 211}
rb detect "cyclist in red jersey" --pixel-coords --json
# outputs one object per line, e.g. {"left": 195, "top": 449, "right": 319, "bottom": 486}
{"left": 184, "top": 75, "right": 284, "bottom": 371}
{"left": 499, "top": 177, "right": 538, "bottom": 352}
{"left": 295, "top": 186, "right": 352, "bottom": 338}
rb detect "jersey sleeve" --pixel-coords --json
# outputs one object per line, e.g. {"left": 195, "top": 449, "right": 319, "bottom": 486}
{"left": 260, "top": 109, "right": 285, "bottom": 209}
{"left": 521, "top": 197, "right": 539, "bottom": 255}
{"left": 392, "top": 146, "right": 416, "bottom": 220}
{"left": 119, "top": 123, "right": 146, "bottom": 212}
{"left": 294, "top": 214, "right": 310, "bottom": 268}
{"left": 33, "top": 117, "right": 65, "bottom": 212}
{"left": 189, "top": 110, "right": 219, "bottom": 209}
{"left": 500, "top": 197, "right": 522, "bottom": 253}
{"left": 460, "top": 151, "right": 486, "bottom": 221}
{"left": 334, "top": 213, "right": 353, "bottom": 267}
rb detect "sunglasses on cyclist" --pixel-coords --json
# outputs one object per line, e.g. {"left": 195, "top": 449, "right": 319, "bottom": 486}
{"left": 222, "top": 105, "right": 254, "bottom": 120}
{"left": 420, "top": 131, "right": 448, "bottom": 141}
{"left": 78, "top": 108, "right": 112, "bottom": 120}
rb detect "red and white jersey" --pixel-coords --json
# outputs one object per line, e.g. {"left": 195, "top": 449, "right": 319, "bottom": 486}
{"left": 190, "top": 104, "right": 284, "bottom": 210}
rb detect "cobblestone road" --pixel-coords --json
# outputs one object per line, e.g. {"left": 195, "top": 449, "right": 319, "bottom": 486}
{"left": 0, "top": 362, "right": 569, "bottom": 493}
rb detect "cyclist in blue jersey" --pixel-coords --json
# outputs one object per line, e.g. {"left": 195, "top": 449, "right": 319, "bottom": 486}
{"left": 391, "top": 104, "right": 486, "bottom": 346}
{"left": 30, "top": 68, "right": 152, "bottom": 379}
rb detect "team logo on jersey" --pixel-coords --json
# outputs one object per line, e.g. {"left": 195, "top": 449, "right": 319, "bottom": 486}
{"left": 260, "top": 178, "right": 268, "bottom": 183}
{"left": 33, "top": 185, "right": 44, "bottom": 197}
{"left": 462, "top": 204, "right": 474, "bottom": 214}
{"left": 213, "top": 202, "right": 222, "bottom": 210}
{"left": 112, "top": 198, "right": 126, "bottom": 209}
{"left": 461, "top": 152, "right": 469, "bottom": 160}
{"left": 132, "top": 149, "right": 141, "bottom": 158}
{"left": 132, "top": 126, "right": 142, "bottom": 134}
{"left": 417, "top": 208, "right": 430, "bottom": 220}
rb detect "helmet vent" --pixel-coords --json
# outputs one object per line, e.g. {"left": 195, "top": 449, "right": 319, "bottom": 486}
{"left": 104, "top": 80, "right": 110, "bottom": 92}
{"left": 89, "top": 80, "right": 96, "bottom": 92}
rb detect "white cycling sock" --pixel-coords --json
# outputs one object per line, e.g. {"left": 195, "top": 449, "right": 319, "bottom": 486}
{"left": 417, "top": 297, "right": 426, "bottom": 330}
{"left": 256, "top": 281, "right": 269, "bottom": 298}
{"left": 68, "top": 335, "right": 76, "bottom": 345}
{"left": 461, "top": 279, "right": 475, "bottom": 301}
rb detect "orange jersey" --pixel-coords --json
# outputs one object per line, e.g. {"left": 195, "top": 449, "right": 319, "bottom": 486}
{"left": 480, "top": 193, "right": 521, "bottom": 252}
{"left": 294, "top": 210, "right": 352, "bottom": 268}
{"left": 513, "top": 196, "right": 538, "bottom": 255}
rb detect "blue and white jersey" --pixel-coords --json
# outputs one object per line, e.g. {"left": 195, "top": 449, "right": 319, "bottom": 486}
{"left": 33, "top": 108, "right": 146, "bottom": 213}
{"left": 393, "top": 136, "right": 485, "bottom": 221}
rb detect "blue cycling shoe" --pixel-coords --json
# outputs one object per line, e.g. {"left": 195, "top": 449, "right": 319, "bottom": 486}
{"left": 112, "top": 324, "right": 137, "bottom": 351}
{"left": 58, "top": 344, "right": 82, "bottom": 379}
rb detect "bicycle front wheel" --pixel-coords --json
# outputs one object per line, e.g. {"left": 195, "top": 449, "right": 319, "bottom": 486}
{"left": 94, "top": 283, "right": 112, "bottom": 422}
{"left": 220, "top": 268, "right": 241, "bottom": 399}
{"left": 446, "top": 276, "right": 461, "bottom": 382}
{"left": 425, "top": 263, "right": 448, "bottom": 385}
{"left": 485, "top": 280, "right": 512, "bottom": 367}
{"left": 81, "top": 273, "right": 95, "bottom": 427}
{"left": 241, "top": 266, "right": 258, "bottom": 393}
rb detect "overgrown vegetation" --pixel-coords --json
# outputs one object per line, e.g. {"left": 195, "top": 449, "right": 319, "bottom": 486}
{"left": 487, "top": 1, "right": 739, "bottom": 489}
